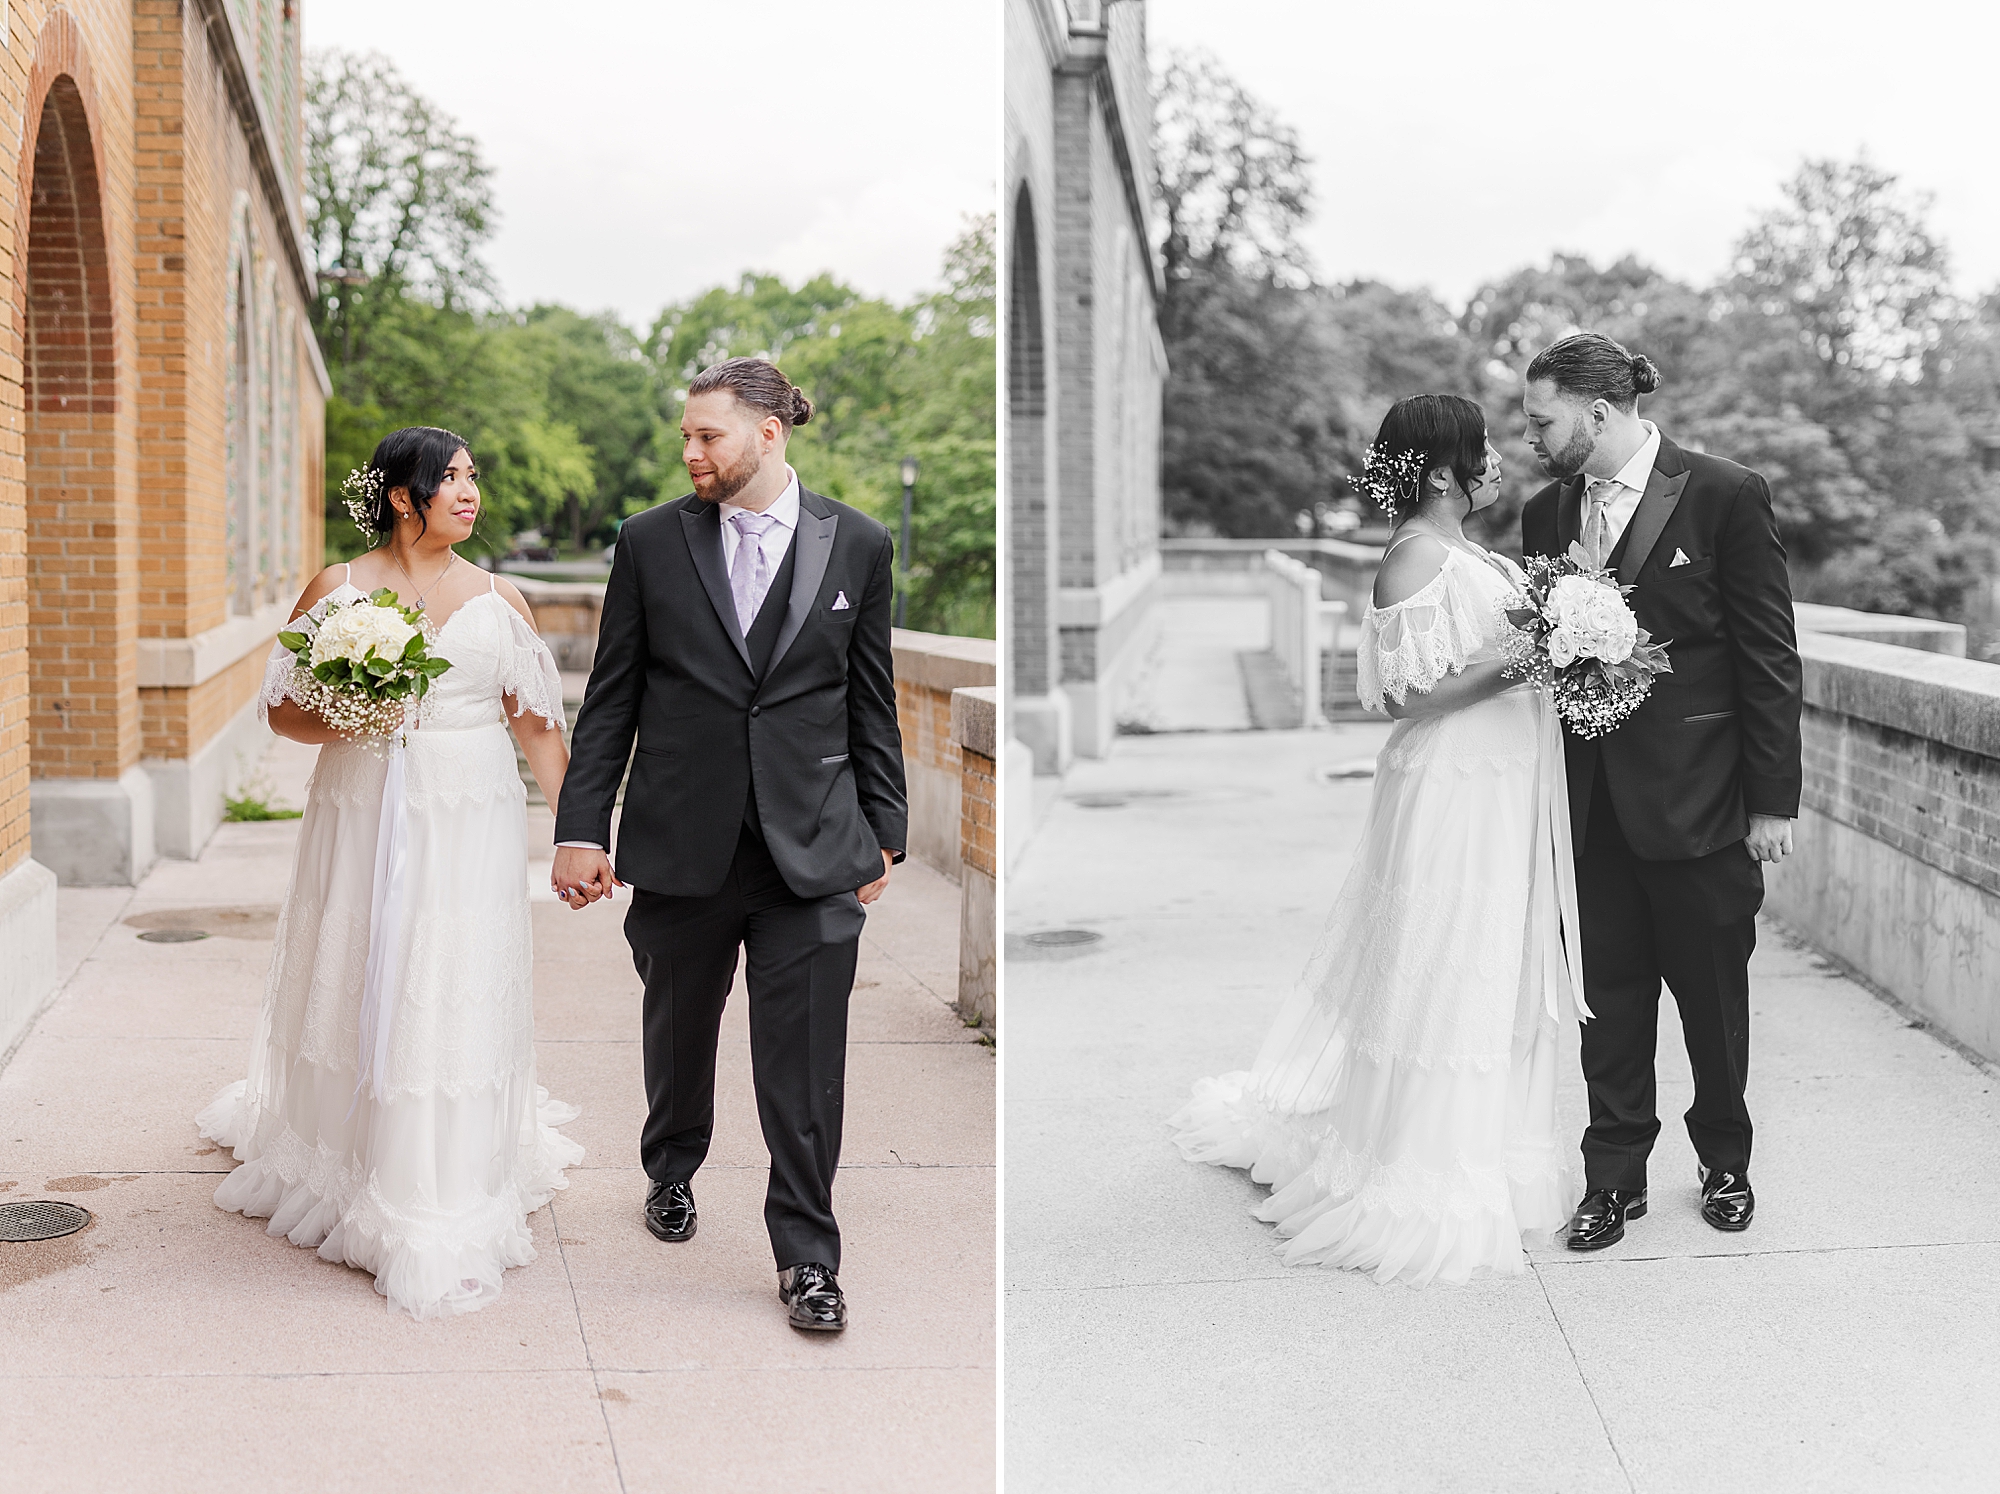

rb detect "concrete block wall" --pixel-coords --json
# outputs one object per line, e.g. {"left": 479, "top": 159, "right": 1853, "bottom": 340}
{"left": 953, "top": 685, "right": 996, "bottom": 1033}
{"left": 891, "top": 628, "right": 998, "bottom": 882}
{"left": 1765, "top": 630, "right": 2000, "bottom": 1064}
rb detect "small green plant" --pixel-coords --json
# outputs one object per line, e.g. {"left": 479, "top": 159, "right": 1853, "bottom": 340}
{"left": 223, "top": 794, "right": 302, "bottom": 822}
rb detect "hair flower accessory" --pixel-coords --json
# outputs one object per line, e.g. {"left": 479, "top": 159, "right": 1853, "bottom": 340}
{"left": 1354, "top": 445, "right": 1426, "bottom": 520}
{"left": 340, "top": 466, "right": 384, "bottom": 544}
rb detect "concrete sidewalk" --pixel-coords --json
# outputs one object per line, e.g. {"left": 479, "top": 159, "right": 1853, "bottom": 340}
{"left": 1006, "top": 725, "right": 2000, "bottom": 1493}
{"left": 1, "top": 738, "right": 994, "bottom": 1493}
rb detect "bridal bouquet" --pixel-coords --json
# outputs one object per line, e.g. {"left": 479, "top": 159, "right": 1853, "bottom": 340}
{"left": 1501, "top": 544, "right": 1671, "bottom": 739}
{"left": 275, "top": 589, "right": 452, "bottom": 740}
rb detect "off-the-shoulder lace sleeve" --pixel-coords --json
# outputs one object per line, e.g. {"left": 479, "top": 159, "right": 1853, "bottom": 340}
{"left": 256, "top": 638, "right": 301, "bottom": 727}
{"left": 1355, "top": 556, "right": 1492, "bottom": 713}
{"left": 496, "top": 603, "right": 566, "bottom": 729}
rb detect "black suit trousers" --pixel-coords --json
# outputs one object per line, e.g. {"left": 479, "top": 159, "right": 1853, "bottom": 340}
{"left": 624, "top": 826, "right": 864, "bottom": 1271}
{"left": 1577, "top": 760, "right": 1763, "bottom": 1191}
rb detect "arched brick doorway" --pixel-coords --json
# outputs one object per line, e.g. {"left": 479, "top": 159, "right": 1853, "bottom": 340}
{"left": 1007, "top": 182, "right": 1065, "bottom": 771}
{"left": 21, "top": 19, "right": 142, "bottom": 885}
{"left": 25, "top": 74, "right": 120, "bottom": 786}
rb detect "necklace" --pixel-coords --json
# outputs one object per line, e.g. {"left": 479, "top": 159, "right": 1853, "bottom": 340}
{"left": 389, "top": 549, "right": 457, "bottom": 612}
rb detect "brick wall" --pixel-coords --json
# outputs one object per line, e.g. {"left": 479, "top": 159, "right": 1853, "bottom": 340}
{"left": 892, "top": 628, "right": 998, "bottom": 880}
{"left": 1765, "top": 629, "right": 2000, "bottom": 1063}
{"left": 0, "top": 0, "right": 323, "bottom": 880}
{"left": 951, "top": 683, "right": 996, "bottom": 1033}
{"left": 959, "top": 741, "right": 995, "bottom": 881}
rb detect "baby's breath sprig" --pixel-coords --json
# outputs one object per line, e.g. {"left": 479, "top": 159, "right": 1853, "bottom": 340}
{"left": 1354, "top": 445, "right": 1427, "bottom": 520}
{"left": 340, "top": 466, "right": 385, "bottom": 545}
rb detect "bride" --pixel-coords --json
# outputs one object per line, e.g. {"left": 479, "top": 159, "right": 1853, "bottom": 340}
{"left": 198, "top": 425, "right": 585, "bottom": 1319}
{"left": 1170, "top": 393, "right": 1587, "bottom": 1286}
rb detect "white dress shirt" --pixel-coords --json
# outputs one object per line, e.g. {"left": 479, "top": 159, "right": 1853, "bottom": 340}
{"left": 719, "top": 466, "right": 801, "bottom": 576}
{"left": 1585, "top": 421, "right": 1661, "bottom": 552}
{"left": 554, "top": 466, "right": 803, "bottom": 860}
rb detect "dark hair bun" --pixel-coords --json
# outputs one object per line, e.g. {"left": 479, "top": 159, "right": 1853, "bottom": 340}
{"left": 789, "top": 386, "right": 814, "bottom": 427}
{"left": 1630, "top": 355, "right": 1662, "bottom": 396}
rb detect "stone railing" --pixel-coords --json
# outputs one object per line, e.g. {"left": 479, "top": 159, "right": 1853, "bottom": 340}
{"left": 511, "top": 578, "right": 607, "bottom": 673}
{"left": 892, "top": 630, "right": 998, "bottom": 1033}
{"left": 953, "top": 686, "right": 997, "bottom": 1032}
{"left": 1262, "top": 550, "right": 1325, "bottom": 728}
{"left": 1765, "top": 627, "right": 2000, "bottom": 1064}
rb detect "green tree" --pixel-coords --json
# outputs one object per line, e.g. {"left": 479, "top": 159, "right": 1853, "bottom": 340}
{"left": 643, "top": 219, "right": 997, "bottom": 637}
{"left": 307, "top": 49, "right": 591, "bottom": 559}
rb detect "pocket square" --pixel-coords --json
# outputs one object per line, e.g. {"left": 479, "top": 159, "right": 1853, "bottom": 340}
{"left": 831, "top": 591, "right": 851, "bottom": 610}
{"left": 1669, "top": 548, "right": 1692, "bottom": 567}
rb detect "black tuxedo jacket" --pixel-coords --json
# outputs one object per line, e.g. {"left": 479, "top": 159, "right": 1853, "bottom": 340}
{"left": 554, "top": 485, "right": 908, "bottom": 899}
{"left": 1521, "top": 433, "right": 1802, "bottom": 861}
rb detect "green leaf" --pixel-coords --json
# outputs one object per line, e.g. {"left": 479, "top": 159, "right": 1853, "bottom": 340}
{"left": 277, "top": 630, "right": 310, "bottom": 653}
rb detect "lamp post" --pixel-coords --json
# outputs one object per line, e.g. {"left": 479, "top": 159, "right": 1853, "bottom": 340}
{"left": 897, "top": 455, "right": 917, "bottom": 628}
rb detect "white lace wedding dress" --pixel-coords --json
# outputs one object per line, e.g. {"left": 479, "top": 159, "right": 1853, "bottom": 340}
{"left": 197, "top": 572, "right": 584, "bottom": 1320}
{"left": 1170, "top": 543, "right": 1586, "bottom": 1286}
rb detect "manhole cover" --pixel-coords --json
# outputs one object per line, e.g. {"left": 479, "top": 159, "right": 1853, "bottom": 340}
{"left": 1006, "top": 927, "right": 1107, "bottom": 963}
{"left": 127, "top": 905, "right": 278, "bottom": 940}
{"left": 1026, "top": 928, "right": 1103, "bottom": 948}
{"left": 1068, "top": 789, "right": 1189, "bottom": 809}
{"left": 137, "top": 928, "right": 209, "bottom": 943}
{"left": 0, "top": 1200, "right": 92, "bottom": 1242}
{"left": 1315, "top": 759, "right": 1377, "bottom": 782}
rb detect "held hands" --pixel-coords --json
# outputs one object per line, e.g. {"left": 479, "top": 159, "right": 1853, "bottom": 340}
{"left": 858, "top": 850, "right": 895, "bottom": 906}
{"left": 552, "top": 845, "right": 621, "bottom": 909}
{"left": 1746, "top": 814, "right": 1794, "bottom": 864}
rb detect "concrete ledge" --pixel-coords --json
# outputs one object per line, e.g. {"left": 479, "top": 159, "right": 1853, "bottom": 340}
{"left": 1057, "top": 552, "right": 1162, "bottom": 628}
{"left": 30, "top": 767, "right": 158, "bottom": 887}
{"left": 1798, "top": 631, "right": 2000, "bottom": 761}
{"left": 952, "top": 686, "right": 997, "bottom": 759}
{"left": 1768, "top": 805, "right": 2000, "bottom": 1063}
{"left": 891, "top": 630, "right": 998, "bottom": 693}
{"left": 135, "top": 600, "right": 290, "bottom": 688}
{"left": 1795, "top": 602, "right": 1967, "bottom": 656}
{"left": 0, "top": 858, "right": 58, "bottom": 1062}
{"left": 146, "top": 693, "right": 273, "bottom": 860}
{"left": 959, "top": 865, "right": 995, "bottom": 1032}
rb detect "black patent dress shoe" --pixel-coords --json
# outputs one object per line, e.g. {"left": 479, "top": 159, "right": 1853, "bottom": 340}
{"left": 1698, "top": 1166, "right": 1754, "bottom": 1232}
{"left": 1565, "top": 1187, "right": 1647, "bottom": 1251}
{"left": 644, "top": 1179, "right": 697, "bottom": 1243}
{"left": 778, "top": 1262, "right": 847, "bottom": 1332}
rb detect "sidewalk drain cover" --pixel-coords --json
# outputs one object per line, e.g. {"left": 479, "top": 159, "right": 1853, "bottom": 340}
{"left": 1315, "top": 759, "right": 1377, "bottom": 782}
{"left": 138, "top": 928, "right": 210, "bottom": 943}
{"left": 1026, "top": 929, "right": 1102, "bottom": 948}
{"left": 1070, "top": 790, "right": 1186, "bottom": 809}
{"left": 0, "top": 1201, "right": 92, "bottom": 1242}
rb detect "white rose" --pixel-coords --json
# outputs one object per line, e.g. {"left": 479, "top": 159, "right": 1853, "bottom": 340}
{"left": 312, "top": 602, "right": 417, "bottom": 668}
{"left": 1582, "top": 587, "right": 1625, "bottom": 636}
{"left": 1548, "top": 626, "right": 1579, "bottom": 669}
{"left": 1597, "top": 607, "right": 1638, "bottom": 664}
{"left": 1549, "top": 575, "right": 1599, "bottom": 629}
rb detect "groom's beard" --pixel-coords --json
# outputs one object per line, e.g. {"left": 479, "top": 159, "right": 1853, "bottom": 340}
{"left": 692, "top": 446, "right": 764, "bottom": 504}
{"left": 1536, "top": 423, "right": 1596, "bottom": 480}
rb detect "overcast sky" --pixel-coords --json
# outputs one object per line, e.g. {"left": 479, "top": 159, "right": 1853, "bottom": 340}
{"left": 1147, "top": 0, "right": 2000, "bottom": 310}
{"left": 304, "top": 0, "right": 997, "bottom": 330}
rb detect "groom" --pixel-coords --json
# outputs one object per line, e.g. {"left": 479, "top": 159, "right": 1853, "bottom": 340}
{"left": 1520, "top": 332, "right": 1802, "bottom": 1251}
{"left": 551, "top": 356, "right": 907, "bottom": 1331}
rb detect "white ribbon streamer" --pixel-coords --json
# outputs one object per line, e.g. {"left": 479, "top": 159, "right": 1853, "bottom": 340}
{"left": 354, "top": 739, "right": 411, "bottom": 1110}
{"left": 1532, "top": 694, "right": 1593, "bottom": 1026}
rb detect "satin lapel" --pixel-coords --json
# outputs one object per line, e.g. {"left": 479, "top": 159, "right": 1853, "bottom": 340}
{"left": 1557, "top": 477, "right": 1585, "bottom": 551}
{"left": 768, "top": 490, "right": 838, "bottom": 676}
{"left": 679, "top": 500, "right": 753, "bottom": 672}
{"left": 1618, "top": 466, "right": 1691, "bottom": 585}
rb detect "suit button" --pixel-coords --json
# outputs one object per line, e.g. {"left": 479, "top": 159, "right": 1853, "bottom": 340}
{"left": 750, "top": 705, "right": 761, "bottom": 717}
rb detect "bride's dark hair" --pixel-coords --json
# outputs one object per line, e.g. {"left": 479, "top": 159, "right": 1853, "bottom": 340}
{"left": 1360, "top": 395, "right": 1487, "bottom": 520}
{"left": 356, "top": 426, "right": 472, "bottom": 542}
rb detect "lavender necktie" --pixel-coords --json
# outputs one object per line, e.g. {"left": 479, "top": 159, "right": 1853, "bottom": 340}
{"left": 1583, "top": 480, "right": 1614, "bottom": 567}
{"left": 729, "top": 510, "right": 779, "bottom": 636}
